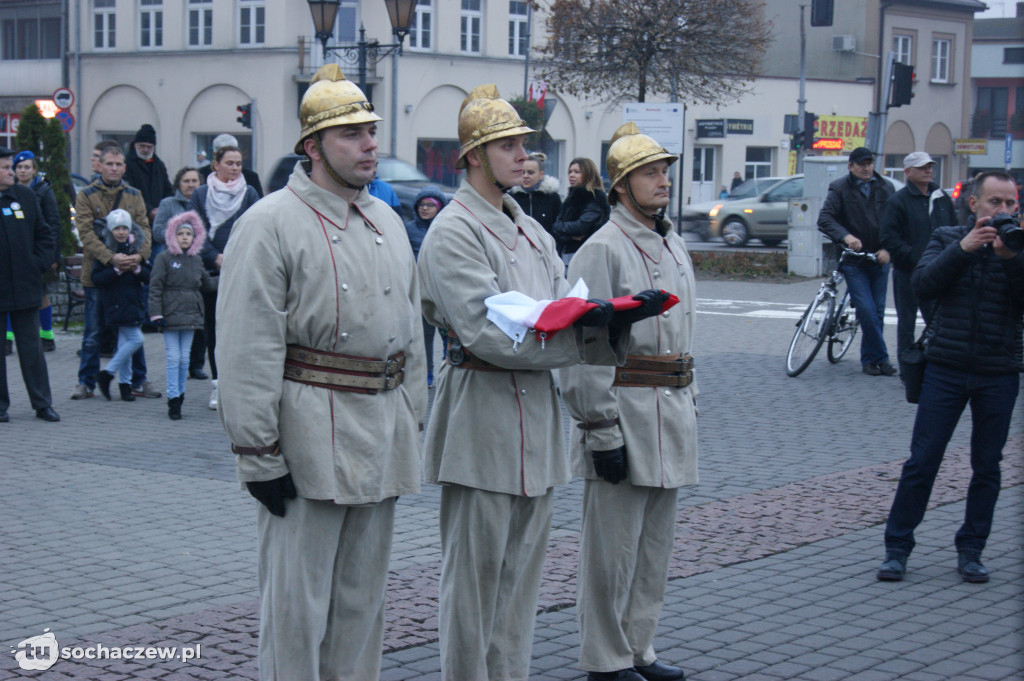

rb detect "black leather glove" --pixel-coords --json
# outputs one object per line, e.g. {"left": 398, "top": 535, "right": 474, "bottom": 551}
{"left": 591, "top": 446, "right": 628, "bottom": 484}
{"left": 612, "top": 289, "right": 670, "bottom": 327}
{"left": 576, "top": 299, "right": 615, "bottom": 327}
{"left": 246, "top": 473, "right": 297, "bottom": 517}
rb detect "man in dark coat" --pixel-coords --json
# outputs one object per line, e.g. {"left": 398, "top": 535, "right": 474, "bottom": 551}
{"left": 877, "top": 170, "right": 1023, "bottom": 584}
{"left": 880, "top": 152, "right": 956, "bottom": 376}
{"left": 124, "top": 124, "right": 173, "bottom": 224}
{"left": 818, "top": 146, "right": 896, "bottom": 376}
{"left": 0, "top": 148, "right": 59, "bottom": 422}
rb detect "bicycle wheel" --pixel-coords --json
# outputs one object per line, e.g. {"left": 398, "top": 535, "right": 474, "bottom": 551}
{"left": 827, "top": 292, "right": 859, "bottom": 363}
{"left": 786, "top": 292, "right": 834, "bottom": 377}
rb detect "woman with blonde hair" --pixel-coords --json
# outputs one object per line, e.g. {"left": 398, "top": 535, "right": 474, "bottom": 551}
{"left": 553, "top": 157, "right": 609, "bottom": 265}
{"left": 510, "top": 152, "right": 561, "bottom": 236}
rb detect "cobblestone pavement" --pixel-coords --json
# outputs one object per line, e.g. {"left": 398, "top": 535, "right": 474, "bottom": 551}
{"left": 2, "top": 276, "right": 1021, "bottom": 680}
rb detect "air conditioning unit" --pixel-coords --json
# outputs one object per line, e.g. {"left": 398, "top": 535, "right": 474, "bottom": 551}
{"left": 832, "top": 34, "right": 856, "bottom": 52}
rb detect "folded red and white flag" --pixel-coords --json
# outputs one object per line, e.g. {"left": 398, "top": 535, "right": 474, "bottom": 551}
{"left": 485, "top": 279, "right": 679, "bottom": 345}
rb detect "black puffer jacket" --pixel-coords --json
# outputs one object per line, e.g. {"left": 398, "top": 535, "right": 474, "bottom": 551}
{"left": 91, "top": 223, "right": 152, "bottom": 327}
{"left": 913, "top": 221, "right": 1024, "bottom": 375}
{"left": 553, "top": 186, "right": 610, "bottom": 255}
{"left": 818, "top": 171, "right": 894, "bottom": 254}
{"left": 0, "top": 183, "right": 56, "bottom": 312}
{"left": 880, "top": 181, "right": 955, "bottom": 272}
{"left": 510, "top": 175, "right": 562, "bottom": 236}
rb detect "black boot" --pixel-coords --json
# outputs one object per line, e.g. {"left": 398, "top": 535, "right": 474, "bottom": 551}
{"left": 168, "top": 396, "right": 182, "bottom": 420}
{"left": 96, "top": 370, "right": 114, "bottom": 400}
{"left": 119, "top": 383, "right": 135, "bottom": 401}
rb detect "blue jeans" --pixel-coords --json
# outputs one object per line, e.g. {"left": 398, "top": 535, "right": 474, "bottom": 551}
{"left": 105, "top": 326, "right": 145, "bottom": 385}
{"left": 841, "top": 261, "right": 890, "bottom": 366}
{"left": 77, "top": 288, "right": 101, "bottom": 388}
{"left": 163, "top": 329, "right": 194, "bottom": 399}
{"left": 78, "top": 287, "right": 147, "bottom": 388}
{"left": 884, "top": 363, "right": 1020, "bottom": 556}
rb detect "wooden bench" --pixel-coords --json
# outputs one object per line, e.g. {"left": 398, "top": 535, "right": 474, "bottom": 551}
{"left": 61, "top": 254, "right": 85, "bottom": 331}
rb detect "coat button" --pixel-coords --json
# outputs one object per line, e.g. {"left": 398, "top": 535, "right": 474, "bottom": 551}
{"left": 652, "top": 270, "right": 661, "bottom": 278}
{"left": 384, "top": 286, "right": 392, "bottom": 294}
{"left": 661, "top": 311, "right": 670, "bottom": 318}
{"left": 389, "top": 335, "right": 397, "bottom": 342}
{"left": 340, "top": 333, "right": 350, "bottom": 342}
{"left": 341, "top": 284, "right": 349, "bottom": 291}
{"left": 332, "top": 235, "right": 339, "bottom": 243}
{"left": 664, "top": 390, "right": 672, "bottom": 396}
{"left": 375, "top": 237, "right": 383, "bottom": 245}
{"left": 510, "top": 257, "right": 517, "bottom": 265}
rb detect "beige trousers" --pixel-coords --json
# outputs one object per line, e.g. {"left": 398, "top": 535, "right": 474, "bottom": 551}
{"left": 577, "top": 480, "right": 678, "bottom": 672}
{"left": 439, "top": 485, "right": 554, "bottom": 681}
{"left": 257, "top": 495, "right": 396, "bottom": 681}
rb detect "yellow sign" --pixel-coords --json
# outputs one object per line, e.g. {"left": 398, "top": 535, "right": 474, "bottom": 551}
{"left": 813, "top": 116, "right": 868, "bottom": 155}
{"left": 953, "top": 139, "right": 987, "bottom": 155}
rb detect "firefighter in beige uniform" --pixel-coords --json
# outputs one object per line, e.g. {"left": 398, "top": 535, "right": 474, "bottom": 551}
{"left": 417, "top": 87, "right": 667, "bottom": 681}
{"left": 215, "top": 65, "right": 426, "bottom": 681}
{"left": 559, "top": 123, "right": 697, "bottom": 681}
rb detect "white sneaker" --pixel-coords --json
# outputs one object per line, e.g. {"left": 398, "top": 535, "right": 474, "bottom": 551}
{"left": 208, "top": 379, "right": 218, "bottom": 410}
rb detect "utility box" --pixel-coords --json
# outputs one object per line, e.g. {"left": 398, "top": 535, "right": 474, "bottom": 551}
{"left": 787, "top": 198, "right": 828, "bottom": 276}
{"left": 788, "top": 156, "right": 849, "bottom": 276}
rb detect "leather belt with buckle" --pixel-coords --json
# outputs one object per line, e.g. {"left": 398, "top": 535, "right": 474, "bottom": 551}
{"left": 445, "top": 332, "right": 508, "bottom": 372}
{"left": 613, "top": 353, "right": 693, "bottom": 389}
{"left": 284, "top": 345, "right": 405, "bottom": 393}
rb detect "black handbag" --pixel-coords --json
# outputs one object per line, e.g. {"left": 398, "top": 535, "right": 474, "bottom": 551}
{"left": 899, "top": 327, "right": 931, "bottom": 404}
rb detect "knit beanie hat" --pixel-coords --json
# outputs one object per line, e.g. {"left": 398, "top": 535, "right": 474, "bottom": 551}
{"left": 133, "top": 124, "right": 157, "bottom": 145}
{"left": 107, "top": 208, "right": 132, "bottom": 230}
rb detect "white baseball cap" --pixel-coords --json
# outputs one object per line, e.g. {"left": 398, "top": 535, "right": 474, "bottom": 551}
{"left": 903, "top": 151, "right": 935, "bottom": 169}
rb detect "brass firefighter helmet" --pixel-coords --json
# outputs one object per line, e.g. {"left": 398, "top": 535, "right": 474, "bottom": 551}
{"left": 456, "top": 84, "right": 535, "bottom": 170}
{"left": 295, "top": 64, "right": 382, "bottom": 155}
{"left": 606, "top": 122, "right": 677, "bottom": 191}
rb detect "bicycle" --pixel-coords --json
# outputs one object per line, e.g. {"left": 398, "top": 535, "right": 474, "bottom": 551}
{"left": 785, "top": 247, "right": 878, "bottom": 377}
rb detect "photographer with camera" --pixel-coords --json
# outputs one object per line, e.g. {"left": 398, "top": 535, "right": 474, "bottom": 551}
{"left": 878, "top": 170, "right": 1023, "bottom": 584}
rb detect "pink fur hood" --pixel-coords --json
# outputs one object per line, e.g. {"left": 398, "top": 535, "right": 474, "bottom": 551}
{"left": 165, "top": 210, "right": 206, "bottom": 256}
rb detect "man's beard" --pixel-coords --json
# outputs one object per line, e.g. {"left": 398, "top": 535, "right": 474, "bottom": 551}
{"left": 137, "top": 148, "right": 154, "bottom": 161}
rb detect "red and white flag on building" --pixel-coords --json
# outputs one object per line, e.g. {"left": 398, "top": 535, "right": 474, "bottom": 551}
{"left": 528, "top": 80, "right": 547, "bottom": 110}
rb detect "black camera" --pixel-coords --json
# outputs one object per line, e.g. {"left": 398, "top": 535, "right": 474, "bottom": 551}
{"left": 991, "top": 212, "right": 1023, "bottom": 253}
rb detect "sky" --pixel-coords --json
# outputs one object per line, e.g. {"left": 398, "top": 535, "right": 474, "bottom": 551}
{"left": 978, "top": 0, "right": 1018, "bottom": 18}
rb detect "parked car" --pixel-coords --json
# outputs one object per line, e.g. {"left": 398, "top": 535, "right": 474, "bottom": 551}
{"left": 679, "top": 176, "right": 786, "bottom": 242}
{"left": 267, "top": 154, "right": 455, "bottom": 221}
{"left": 688, "top": 173, "right": 904, "bottom": 248}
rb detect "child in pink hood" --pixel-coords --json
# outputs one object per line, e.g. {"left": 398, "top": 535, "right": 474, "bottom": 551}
{"left": 148, "top": 210, "right": 217, "bottom": 420}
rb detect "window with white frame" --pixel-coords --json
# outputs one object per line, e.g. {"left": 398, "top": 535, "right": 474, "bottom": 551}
{"left": 188, "top": 0, "right": 212, "bottom": 46}
{"left": 139, "top": 0, "right": 163, "bottom": 48}
{"left": 892, "top": 34, "right": 911, "bottom": 64}
{"left": 238, "top": 0, "right": 265, "bottom": 46}
{"left": 335, "top": 0, "right": 359, "bottom": 44}
{"left": 461, "top": 0, "right": 481, "bottom": 54}
{"left": 508, "top": 1, "right": 528, "bottom": 57}
{"left": 93, "top": 0, "right": 115, "bottom": 49}
{"left": 744, "top": 147, "right": 773, "bottom": 179}
{"left": 931, "top": 38, "right": 950, "bottom": 83}
{"left": 408, "top": 0, "right": 432, "bottom": 50}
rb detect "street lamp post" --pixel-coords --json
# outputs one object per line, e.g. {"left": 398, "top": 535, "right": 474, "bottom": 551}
{"left": 307, "top": 0, "right": 416, "bottom": 156}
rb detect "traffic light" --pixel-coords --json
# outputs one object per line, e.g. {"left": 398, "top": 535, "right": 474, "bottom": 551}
{"left": 803, "top": 112, "right": 818, "bottom": 149}
{"left": 890, "top": 63, "right": 915, "bottom": 108}
{"left": 236, "top": 103, "right": 252, "bottom": 129}
{"left": 810, "top": 0, "right": 834, "bottom": 27}
{"left": 791, "top": 131, "right": 804, "bottom": 152}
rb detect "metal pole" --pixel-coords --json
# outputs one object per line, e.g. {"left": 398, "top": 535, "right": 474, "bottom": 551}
{"left": 523, "top": 3, "right": 532, "bottom": 98}
{"left": 796, "top": 4, "right": 807, "bottom": 174}
{"left": 390, "top": 36, "right": 400, "bottom": 158}
{"left": 250, "top": 98, "right": 257, "bottom": 175}
{"left": 357, "top": 25, "right": 367, "bottom": 96}
{"left": 74, "top": 0, "right": 81, "bottom": 174}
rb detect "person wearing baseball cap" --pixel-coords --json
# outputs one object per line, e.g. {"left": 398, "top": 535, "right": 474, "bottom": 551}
{"left": 214, "top": 64, "right": 426, "bottom": 680}
{"left": 818, "top": 146, "right": 897, "bottom": 376}
{"left": 880, "top": 152, "right": 955, "bottom": 377}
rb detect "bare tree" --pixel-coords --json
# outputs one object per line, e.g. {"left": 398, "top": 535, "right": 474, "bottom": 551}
{"left": 536, "top": 0, "right": 772, "bottom": 104}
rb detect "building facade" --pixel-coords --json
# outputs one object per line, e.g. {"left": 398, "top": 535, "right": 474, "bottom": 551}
{"left": 967, "top": 13, "right": 1024, "bottom": 180}
{"left": 0, "top": 0, "right": 998, "bottom": 215}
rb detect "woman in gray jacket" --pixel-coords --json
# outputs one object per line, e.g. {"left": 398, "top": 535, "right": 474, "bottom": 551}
{"left": 148, "top": 210, "right": 216, "bottom": 420}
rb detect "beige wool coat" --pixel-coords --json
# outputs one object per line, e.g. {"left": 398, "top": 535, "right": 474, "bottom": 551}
{"left": 216, "top": 163, "right": 426, "bottom": 505}
{"left": 418, "top": 181, "right": 627, "bottom": 497}
{"left": 559, "top": 204, "right": 699, "bottom": 488}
